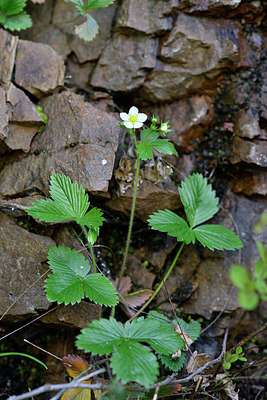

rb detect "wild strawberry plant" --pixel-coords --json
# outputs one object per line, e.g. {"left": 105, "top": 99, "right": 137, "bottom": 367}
{"left": 0, "top": 0, "right": 32, "bottom": 31}
{"left": 25, "top": 107, "right": 243, "bottom": 394}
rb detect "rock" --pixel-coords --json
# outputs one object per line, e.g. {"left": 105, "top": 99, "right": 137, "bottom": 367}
{"left": 0, "top": 213, "right": 55, "bottom": 321}
{"left": 126, "top": 254, "right": 155, "bottom": 290}
{"left": 235, "top": 109, "right": 265, "bottom": 139}
{"left": 183, "top": 194, "right": 267, "bottom": 319}
{"left": 141, "top": 13, "right": 245, "bottom": 102}
{"left": 179, "top": 0, "right": 242, "bottom": 13}
{"left": 115, "top": 0, "right": 175, "bottom": 34}
{"left": 148, "top": 96, "right": 214, "bottom": 151}
{"left": 0, "top": 92, "right": 121, "bottom": 197}
{"left": 230, "top": 172, "right": 267, "bottom": 197}
{"left": 14, "top": 39, "right": 65, "bottom": 98}
{"left": 40, "top": 301, "right": 101, "bottom": 329}
{"left": 65, "top": 54, "right": 95, "bottom": 88}
{"left": 0, "top": 87, "right": 8, "bottom": 141}
{"left": 4, "top": 83, "right": 43, "bottom": 152}
{"left": 91, "top": 34, "right": 158, "bottom": 92}
{"left": 0, "top": 29, "right": 18, "bottom": 88}
{"left": 230, "top": 137, "right": 267, "bottom": 167}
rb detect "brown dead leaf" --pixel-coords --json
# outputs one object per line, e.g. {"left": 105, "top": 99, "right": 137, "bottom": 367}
{"left": 174, "top": 324, "right": 194, "bottom": 350}
{"left": 216, "top": 374, "right": 239, "bottom": 400}
{"left": 186, "top": 351, "right": 211, "bottom": 374}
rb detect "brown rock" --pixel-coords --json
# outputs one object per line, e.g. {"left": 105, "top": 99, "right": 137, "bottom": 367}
{"left": 149, "top": 96, "right": 214, "bottom": 150}
{"left": 40, "top": 301, "right": 101, "bottom": 329}
{"left": 141, "top": 13, "right": 245, "bottom": 102}
{"left": 230, "top": 137, "right": 267, "bottom": 167}
{"left": 0, "top": 28, "right": 18, "bottom": 88}
{"left": 235, "top": 109, "right": 265, "bottom": 139}
{"left": 0, "top": 213, "right": 54, "bottom": 321}
{"left": 231, "top": 172, "right": 267, "bottom": 197}
{"left": 91, "top": 34, "right": 158, "bottom": 92}
{"left": 0, "top": 87, "right": 8, "bottom": 140}
{"left": 115, "top": 0, "right": 175, "bottom": 34}
{"left": 4, "top": 83, "right": 43, "bottom": 152}
{"left": 65, "top": 54, "right": 95, "bottom": 88}
{"left": 0, "top": 92, "right": 121, "bottom": 196}
{"left": 15, "top": 39, "right": 65, "bottom": 98}
{"left": 126, "top": 254, "right": 155, "bottom": 290}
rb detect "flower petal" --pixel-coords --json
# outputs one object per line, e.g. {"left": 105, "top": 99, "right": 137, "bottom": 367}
{"left": 124, "top": 121, "right": 134, "bottom": 129}
{"left": 137, "top": 113, "right": 147, "bottom": 123}
{"left": 133, "top": 121, "right": 143, "bottom": 129}
{"left": 120, "top": 112, "right": 129, "bottom": 121}
{"left": 129, "top": 106, "right": 138, "bottom": 115}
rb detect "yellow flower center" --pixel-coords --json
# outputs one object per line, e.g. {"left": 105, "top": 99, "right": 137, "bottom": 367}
{"left": 129, "top": 114, "right": 138, "bottom": 123}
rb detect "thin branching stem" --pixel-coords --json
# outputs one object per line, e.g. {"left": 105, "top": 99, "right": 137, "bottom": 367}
{"left": 118, "top": 132, "right": 140, "bottom": 288}
{"left": 129, "top": 242, "right": 185, "bottom": 321}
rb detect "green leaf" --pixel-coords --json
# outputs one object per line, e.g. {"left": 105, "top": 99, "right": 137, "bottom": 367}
{"left": 84, "top": 274, "right": 118, "bottom": 306}
{"left": 193, "top": 224, "right": 243, "bottom": 250}
{"left": 175, "top": 318, "right": 201, "bottom": 342}
{"left": 158, "top": 352, "right": 186, "bottom": 372}
{"left": 65, "top": 0, "right": 85, "bottom": 14}
{"left": 75, "top": 14, "right": 99, "bottom": 42}
{"left": 136, "top": 141, "right": 153, "bottom": 161}
{"left": 236, "top": 346, "right": 242, "bottom": 354}
{"left": 27, "top": 198, "right": 73, "bottom": 223}
{"left": 110, "top": 341, "right": 158, "bottom": 388}
{"left": 48, "top": 246, "right": 91, "bottom": 277}
{"left": 223, "top": 361, "right": 231, "bottom": 370}
{"left": 148, "top": 209, "right": 194, "bottom": 244}
{"left": 230, "top": 265, "right": 252, "bottom": 289}
{"left": 254, "top": 260, "right": 267, "bottom": 279}
{"left": 149, "top": 139, "right": 178, "bottom": 156}
{"left": 2, "top": 11, "right": 32, "bottom": 31}
{"left": 0, "top": 0, "right": 26, "bottom": 15}
{"left": 85, "top": 0, "right": 115, "bottom": 9}
{"left": 179, "top": 173, "right": 219, "bottom": 228}
{"left": 76, "top": 318, "right": 125, "bottom": 355}
{"left": 238, "top": 290, "right": 259, "bottom": 310}
{"left": 49, "top": 174, "right": 89, "bottom": 220}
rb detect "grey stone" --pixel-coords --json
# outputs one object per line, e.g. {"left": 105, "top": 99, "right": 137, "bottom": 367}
{"left": 0, "top": 28, "right": 18, "bottom": 88}
{"left": 0, "top": 213, "right": 55, "bottom": 321}
{"left": 230, "top": 137, "right": 267, "bottom": 167}
{"left": 115, "top": 0, "right": 175, "bottom": 34}
{"left": 0, "top": 92, "right": 121, "bottom": 197}
{"left": 91, "top": 34, "right": 158, "bottom": 92}
{"left": 15, "top": 39, "right": 65, "bottom": 98}
{"left": 0, "top": 87, "right": 8, "bottom": 141}
{"left": 141, "top": 13, "right": 243, "bottom": 102}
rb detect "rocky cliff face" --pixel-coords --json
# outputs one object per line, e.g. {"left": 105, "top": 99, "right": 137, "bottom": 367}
{"left": 0, "top": 0, "right": 266, "bottom": 326}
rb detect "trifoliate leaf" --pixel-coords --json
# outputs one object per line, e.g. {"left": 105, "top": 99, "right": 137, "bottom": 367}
{"left": 148, "top": 209, "right": 194, "bottom": 243}
{"left": 0, "top": 0, "right": 26, "bottom": 15}
{"left": 76, "top": 318, "right": 125, "bottom": 355}
{"left": 194, "top": 224, "right": 243, "bottom": 251}
{"left": 48, "top": 246, "right": 91, "bottom": 278}
{"left": 111, "top": 341, "right": 158, "bottom": 388}
{"left": 2, "top": 11, "right": 32, "bottom": 31}
{"left": 49, "top": 174, "right": 89, "bottom": 220}
{"left": 158, "top": 352, "right": 186, "bottom": 372}
{"left": 85, "top": 0, "right": 115, "bottom": 9}
{"left": 84, "top": 274, "right": 118, "bottom": 306}
{"left": 75, "top": 14, "right": 99, "bottom": 42}
{"left": 136, "top": 141, "right": 154, "bottom": 161}
{"left": 65, "top": 0, "right": 85, "bottom": 14}
{"left": 179, "top": 173, "right": 219, "bottom": 228}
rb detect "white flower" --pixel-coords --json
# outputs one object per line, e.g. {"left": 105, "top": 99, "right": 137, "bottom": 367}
{"left": 120, "top": 106, "right": 147, "bottom": 129}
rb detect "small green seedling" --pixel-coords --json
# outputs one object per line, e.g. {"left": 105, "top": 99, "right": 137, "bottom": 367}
{"left": 223, "top": 346, "right": 247, "bottom": 370}
{"left": 0, "top": 0, "right": 32, "bottom": 31}
{"left": 65, "top": 0, "right": 116, "bottom": 41}
{"left": 230, "top": 242, "right": 267, "bottom": 310}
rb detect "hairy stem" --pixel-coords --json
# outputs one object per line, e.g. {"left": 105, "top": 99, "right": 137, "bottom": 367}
{"left": 129, "top": 242, "right": 185, "bottom": 321}
{"left": 82, "top": 226, "right": 97, "bottom": 273}
{"left": 32, "top": 15, "right": 81, "bottom": 39}
{"left": 118, "top": 133, "right": 140, "bottom": 288}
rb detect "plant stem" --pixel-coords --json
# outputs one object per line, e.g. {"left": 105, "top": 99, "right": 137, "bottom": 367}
{"left": 32, "top": 15, "right": 81, "bottom": 39}
{"left": 129, "top": 242, "right": 185, "bottom": 321}
{"left": 82, "top": 226, "right": 97, "bottom": 273}
{"left": 118, "top": 133, "right": 140, "bottom": 288}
